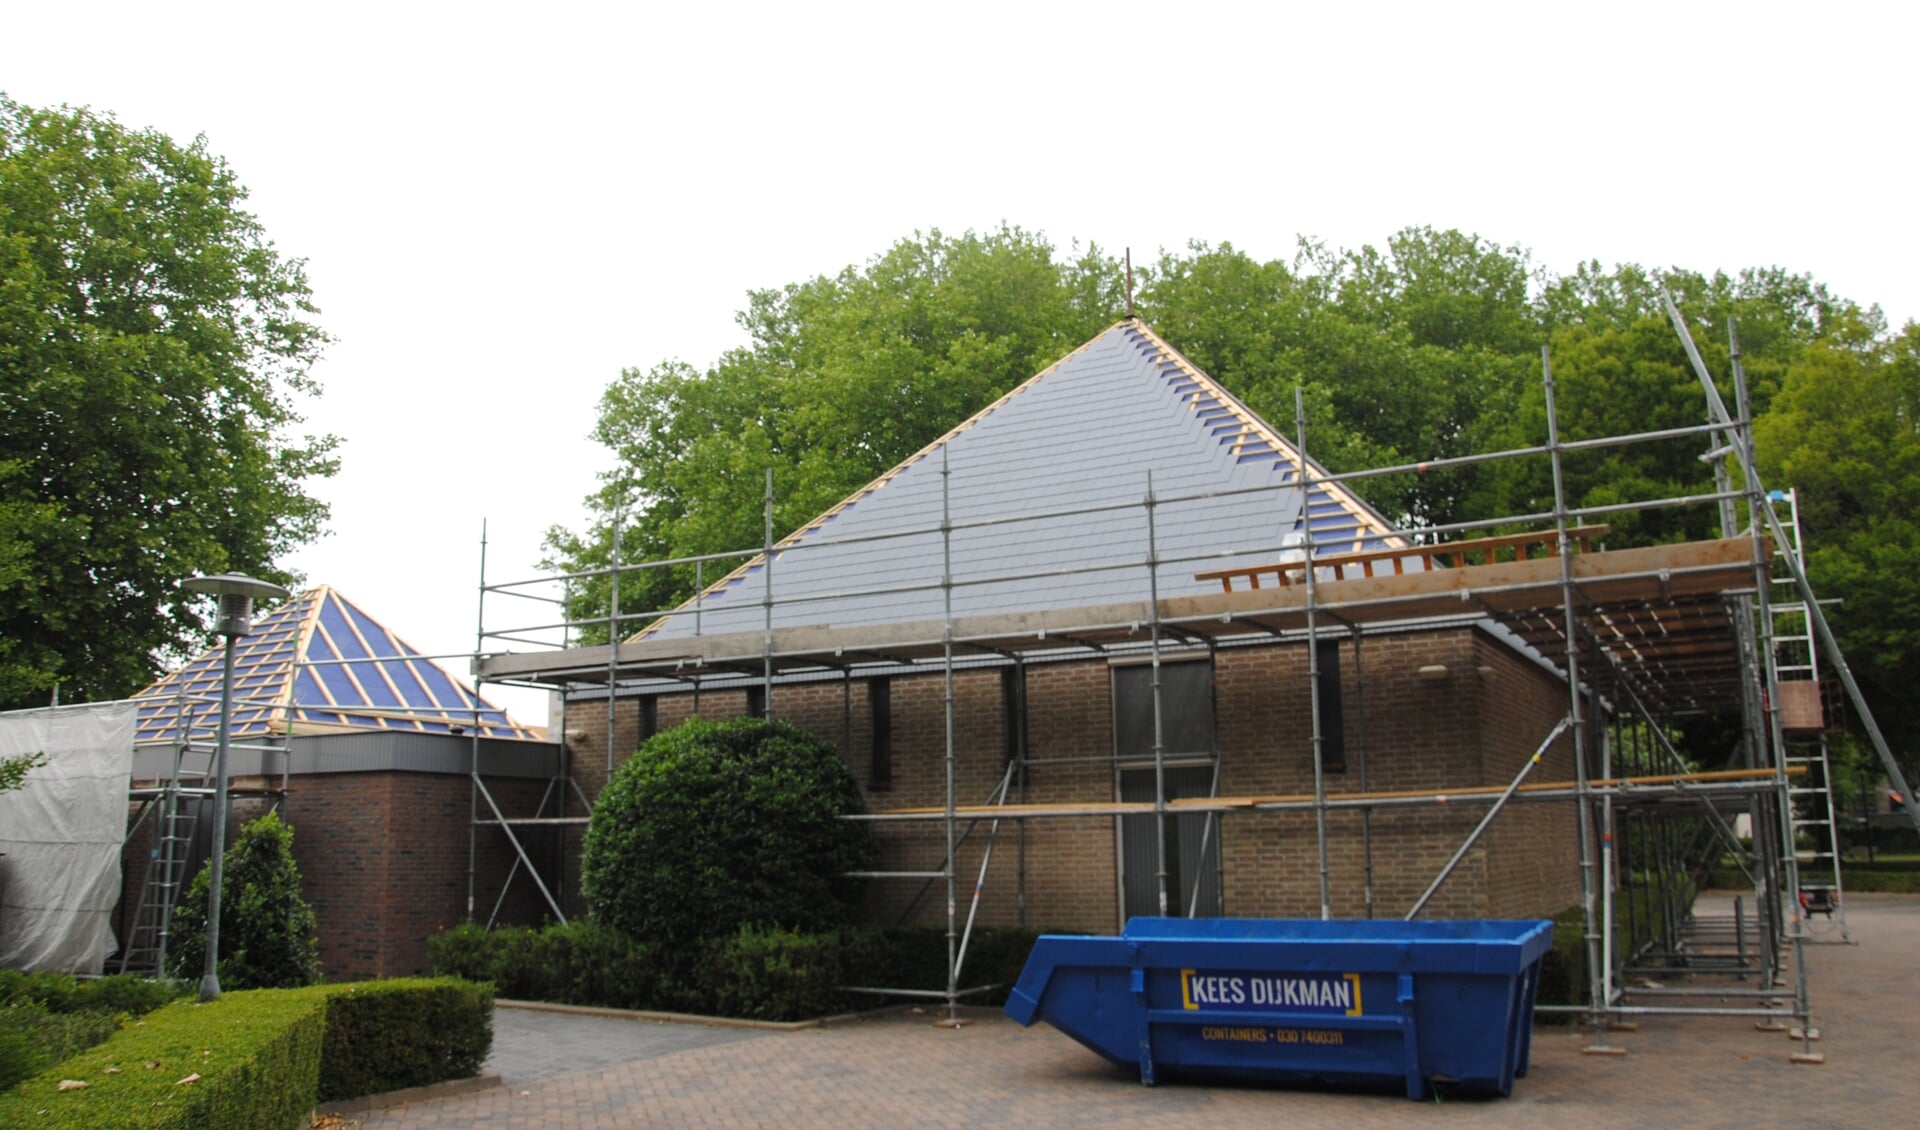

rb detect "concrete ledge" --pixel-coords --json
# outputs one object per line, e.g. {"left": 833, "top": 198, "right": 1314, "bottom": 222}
{"left": 495, "top": 997, "right": 905, "bottom": 1031}
{"left": 315, "top": 1072, "right": 502, "bottom": 1114}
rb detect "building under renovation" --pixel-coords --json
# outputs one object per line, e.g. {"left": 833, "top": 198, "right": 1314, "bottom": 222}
{"left": 116, "top": 586, "right": 562, "bottom": 981}
{"left": 474, "top": 313, "right": 1898, "bottom": 1053}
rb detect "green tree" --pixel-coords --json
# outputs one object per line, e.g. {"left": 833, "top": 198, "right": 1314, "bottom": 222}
{"left": 0, "top": 95, "right": 338, "bottom": 708}
{"left": 1756, "top": 319, "right": 1920, "bottom": 763}
{"left": 1139, "top": 231, "right": 1541, "bottom": 530}
{"left": 1473, "top": 266, "right": 1879, "bottom": 549}
{"left": 544, "top": 226, "right": 1123, "bottom": 640}
{"left": 166, "top": 810, "right": 322, "bottom": 989}
{"left": 580, "top": 717, "right": 876, "bottom": 946}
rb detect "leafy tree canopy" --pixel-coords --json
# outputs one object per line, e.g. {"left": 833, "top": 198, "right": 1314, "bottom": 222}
{"left": 544, "top": 225, "right": 1123, "bottom": 640}
{"left": 0, "top": 95, "right": 338, "bottom": 709}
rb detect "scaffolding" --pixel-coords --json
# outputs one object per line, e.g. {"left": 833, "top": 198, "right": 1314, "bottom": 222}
{"left": 110, "top": 582, "right": 563, "bottom": 977}
{"left": 470, "top": 310, "right": 1912, "bottom": 1063}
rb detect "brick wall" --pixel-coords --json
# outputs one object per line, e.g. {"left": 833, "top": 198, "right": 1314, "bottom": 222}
{"left": 1472, "top": 633, "right": 1584, "bottom": 918}
{"left": 114, "top": 771, "right": 558, "bottom": 983}
{"left": 562, "top": 626, "right": 1584, "bottom": 935}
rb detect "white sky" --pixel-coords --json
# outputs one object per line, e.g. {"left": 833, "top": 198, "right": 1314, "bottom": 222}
{"left": 7, "top": 2, "right": 1913, "bottom": 726}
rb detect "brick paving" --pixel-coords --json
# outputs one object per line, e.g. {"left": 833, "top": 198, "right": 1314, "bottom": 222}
{"left": 362, "top": 893, "right": 1920, "bottom": 1128}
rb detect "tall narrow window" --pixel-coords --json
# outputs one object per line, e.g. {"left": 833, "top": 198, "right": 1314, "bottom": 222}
{"left": 1112, "top": 658, "right": 1221, "bottom": 921}
{"left": 638, "top": 696, "right": 658, "bottom": 742}
{"left": 1002, "top": 664, "right": 1027, "bottom": 767}
{"left": 1314, "top": 638, "right": 1346, "bottom": 773}
{"left": 745, "top": 684, "right": 767, "bottom": 719}
{"left": 869, "top": 677, "right": 892, "bottom": 788}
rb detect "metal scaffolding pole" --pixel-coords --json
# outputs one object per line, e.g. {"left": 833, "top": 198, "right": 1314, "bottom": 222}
{"left": 1297, "top": 389, "right": 1332, "bottom": 920}
{"left": 467, "top": 521, "right": 486, "bottom": 923}
{"left": 1543, "top": 347, "right": 1612, "bottom": 1048}
{"left": 1665, "top": 294, "right": 1919, "bottom": 837}
{"left": 1405, "top": 717, "right": 1572, "bottom": 919}
{"left": 608, "top": 500, "right": 622, "bottom": 774}
{"left": 939, "top": 448, "right": 961, "bottom": 1026}
{"left": 762, "top": 469, "right": 775, "bottom": 721}
{"left": 1145, "top": 469, "right": 1172, "bottom": 918}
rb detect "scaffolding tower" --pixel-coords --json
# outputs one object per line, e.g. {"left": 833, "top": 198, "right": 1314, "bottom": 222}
{"left": 468, "top": 310, "right": 1909, "bottom": 1066}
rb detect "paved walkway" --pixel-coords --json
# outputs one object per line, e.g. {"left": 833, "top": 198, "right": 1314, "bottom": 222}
{"left": 363, "top": 894, "right": 1920, "bottom": 1128}
{"left": 482, "top": 1006, "right": 772, "bottom": 1088}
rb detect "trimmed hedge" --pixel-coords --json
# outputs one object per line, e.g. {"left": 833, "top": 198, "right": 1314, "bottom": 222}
{"left": 0, "top": 1004, "right": 127, "bottom": 1092}
{"left": 317, "top": 978, "right": 492, "bottom": 1101}
{"left": 0, "top": 973, "right": 192, "bottom": 1091}
{"left": 0, "top": 988, "right": 328, "bottom": 1130}
{"left": 0, "top": 971, "right": 189, "bottom": 1017}
{"left": 0, "top": 978, "right": 492, "bottom": 1128}
{"left": 430, "top": 919, "right": 1042, "bottom": 1020}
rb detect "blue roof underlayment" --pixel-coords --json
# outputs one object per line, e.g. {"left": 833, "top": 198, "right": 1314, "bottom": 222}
{"left": 641, "top": 319, "right": 1412, "bottom": 642}
{"left": 133, "top": 587, "right": 540, "bottom": 744}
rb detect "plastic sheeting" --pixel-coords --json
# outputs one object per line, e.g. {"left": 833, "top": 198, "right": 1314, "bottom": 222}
{"left": 0, "top": 702, "right": 135, "bottom": 973}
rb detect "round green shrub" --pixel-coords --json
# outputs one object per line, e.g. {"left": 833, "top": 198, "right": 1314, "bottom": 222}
{"left": 581, "top": 716, "right": 876, "bottom": 946}
{"left": 168, "top": 809, "right": 322, "bottom": 988}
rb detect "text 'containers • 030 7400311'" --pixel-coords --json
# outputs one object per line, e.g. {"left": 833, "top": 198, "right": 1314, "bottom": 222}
{"left": 1005, "top": 917, "right": 1555, "bottom": 1100}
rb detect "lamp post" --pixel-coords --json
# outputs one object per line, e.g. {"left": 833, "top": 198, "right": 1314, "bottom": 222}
{"left": 181, "top": 572, "right": 289, "bottom": 1002}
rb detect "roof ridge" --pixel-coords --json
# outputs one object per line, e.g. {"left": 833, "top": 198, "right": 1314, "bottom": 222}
{"left": 1123, "top": 321, "right": 1407, "bottom": 548}
{"left": 134, "top": 584, "right": 540, "bottom": 743}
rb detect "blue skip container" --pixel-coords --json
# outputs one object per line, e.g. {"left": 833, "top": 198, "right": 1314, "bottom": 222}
{"left": 1005, "top": 917, "right": 1553, "bottom": 1099}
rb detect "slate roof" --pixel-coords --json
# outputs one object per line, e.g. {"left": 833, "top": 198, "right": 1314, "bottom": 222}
{"left": 640, "top": 319, "right": 1408, "bottom": 642}
{"left": 133, "top": 586, "right": 540, "bottom": 744}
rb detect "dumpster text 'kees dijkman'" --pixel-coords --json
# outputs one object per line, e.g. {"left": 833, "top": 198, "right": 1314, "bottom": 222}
{"left": 1179, "top": 969, "right": 1364, "bottom": 1016}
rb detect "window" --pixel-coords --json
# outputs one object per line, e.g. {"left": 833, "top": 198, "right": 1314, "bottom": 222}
{"left": 1119, "top": 766, "right": 1223, "bottom": 919}
{"left": 1002, "top": 664, "right": 1027, "bottom": 767}
{"left": 1314, "top": 638, "right": 1346, "bottom": 773}
{"left": 745, "top": 684, "right": 766, "bottom": 719}
{"left": 868, "top": 678, "right": 892, "bottom": 788}
{"left": 1111, "top": 658, "right": 1220, "bottom": 920}
{"left": 1111, "top": 660, "right": 1215, "bottom": 761}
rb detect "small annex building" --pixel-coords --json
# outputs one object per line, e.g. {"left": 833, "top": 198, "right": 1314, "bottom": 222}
{"left": 502, "top": 319, "right": 1630, "bottom": 931}
{"left": 123, "top": 586, "right": 564, "bottom": 981}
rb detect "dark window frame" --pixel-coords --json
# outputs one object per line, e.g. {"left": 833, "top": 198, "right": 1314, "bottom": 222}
{"left": 1314, "top": 638, "right": 1347, "bottom": 773}
{"left": 868, "top": 677, "right": 893, "bottom": 789}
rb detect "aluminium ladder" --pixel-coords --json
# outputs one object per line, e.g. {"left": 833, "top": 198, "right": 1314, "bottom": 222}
{"left": 1766, "top": 488, "right": 1849, "bottom": 941}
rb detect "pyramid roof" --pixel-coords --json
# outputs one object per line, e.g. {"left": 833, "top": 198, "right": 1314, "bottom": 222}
{"left": 640, "top": 319, "right": 1408, "bottom": 642}
{"left": 133, "top": 586, "right": 540, "bottom": 744}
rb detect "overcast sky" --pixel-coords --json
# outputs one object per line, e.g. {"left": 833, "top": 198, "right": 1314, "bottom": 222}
{"left": 6, "top": 2, "right": 1913, "bottom": 725}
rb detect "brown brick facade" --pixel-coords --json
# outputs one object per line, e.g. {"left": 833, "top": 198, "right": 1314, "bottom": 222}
{"left": 117, "top": 771, "right": 561, "bottom": 983}
{"left": 563, "top": 625, "right": 1585, "bottom": 935}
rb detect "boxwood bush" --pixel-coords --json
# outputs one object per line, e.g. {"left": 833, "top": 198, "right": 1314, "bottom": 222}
{"left": 0, "top": 972, "right": 191, "bottom": 1091}
{"left": 431, "top": 918, "right": 1042, "bottom": 1020}
{"left": 0, "top": 978, "right": 492, "bottom": 1128}
{"left": 580, "top": 717, "right": 877, "bottom": 947}
{"left": 316, "top": 978, "right": 493, "bottom": 1101}
{"left": 0, "top": 987, "right": 329, "bottom": 1130}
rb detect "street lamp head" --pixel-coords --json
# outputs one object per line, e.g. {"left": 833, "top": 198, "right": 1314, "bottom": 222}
{"left": 183, "top": 573, "right": 291, "bottom": 638}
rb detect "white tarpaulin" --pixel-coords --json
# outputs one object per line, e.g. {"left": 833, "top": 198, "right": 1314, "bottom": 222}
{"left": 0, "top": 702, "right": 136, "bottom": 973}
